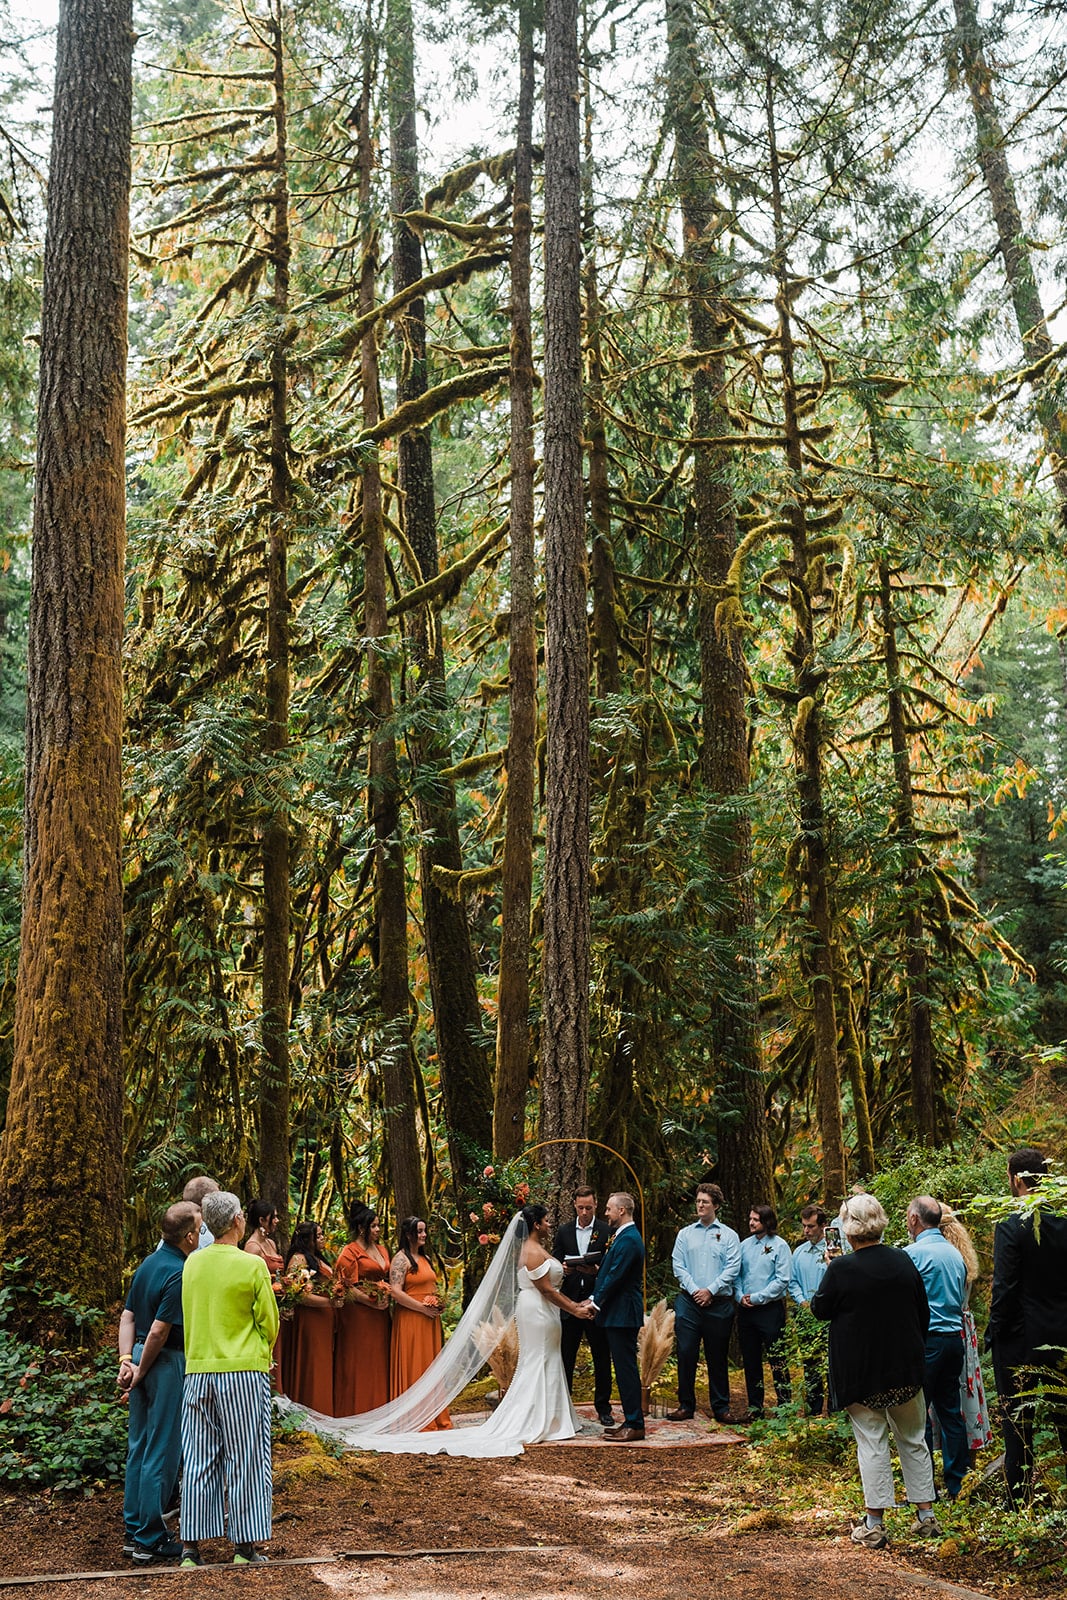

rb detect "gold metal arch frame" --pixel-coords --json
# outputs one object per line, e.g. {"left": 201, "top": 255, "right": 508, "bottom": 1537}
{"left": 522, "top": 1138, "right": 647, "bottom": 1302}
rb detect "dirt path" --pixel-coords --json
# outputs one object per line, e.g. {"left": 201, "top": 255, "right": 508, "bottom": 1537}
{"left": 0, "top": 1441, "right": 1010, "bottom": 1600}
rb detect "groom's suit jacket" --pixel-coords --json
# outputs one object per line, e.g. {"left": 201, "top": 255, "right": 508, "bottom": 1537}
{"left": 553, "top": 1217, "right": 612, "bottom": 1317}
{"left": 593, "top": 1224, "right": 645, "bottom": 1328}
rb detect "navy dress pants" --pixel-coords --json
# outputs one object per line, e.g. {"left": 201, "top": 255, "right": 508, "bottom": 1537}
{"left": 123, "top": 1344, "right": 185, "bottom": 1554}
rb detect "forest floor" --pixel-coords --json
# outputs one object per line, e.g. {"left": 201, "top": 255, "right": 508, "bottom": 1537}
{"left": 1, "top": 1379, "right": 1064, "bottom": 1600}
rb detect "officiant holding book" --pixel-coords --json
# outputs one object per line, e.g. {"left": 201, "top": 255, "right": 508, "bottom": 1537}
{"left": 552, "top": 1188, "right": 615, "bottom": 1426}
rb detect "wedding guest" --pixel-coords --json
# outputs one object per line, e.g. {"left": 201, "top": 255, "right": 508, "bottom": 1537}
{"left": 736, "top": 1204, "right": 793, "bottom": 1417}
{"left": 811, "top": 1194, "right": 939, "bottom": 1549}
{"left": 905, "top": 1195, "right": 969, "bottom": 1499}
{"left": 179, "top": 1192, "right": 278, "bottom": 1567}
{"left": 284, "top": 1219, "right": 336, "bottom": 1416}
{"left": 335, "top": 1201, "right": 392, "bottom": 1414}
{"left": 986, "top": 1147, "right": 1067, "bottom": 1506}
{"left": 669, "top": 1182, "right": 741, "bottom": 1424}
{"left": 939, "top": 1207, "right": 991, "bottom": 1458}
{"left": 552, "top": 1188, "right": 614, "bottom": 1425}
{"left": 119, "top": 1202, "right": 201, "bottom": 1563}
{"left": 789, "top": 1204, "right": 830, "bottom": 1415}
{"left": 389, "top": 1217, "right": 451, "bottom": 1430}
{"left": 181, "top": 1176, "right": 219, "bottom": 1250}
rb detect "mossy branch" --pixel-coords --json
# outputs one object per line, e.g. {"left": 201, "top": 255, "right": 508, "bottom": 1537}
{"left": 388, "top": 519, "right": 508, "bottom": 618}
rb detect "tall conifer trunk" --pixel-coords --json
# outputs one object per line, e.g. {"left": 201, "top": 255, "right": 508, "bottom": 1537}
{"left": 666, "top": 0, "right": 773, "bottom": 1221}
{"left": 259, "top": 0, "right": 293, "bottom": 1236}
{"left": 0, "top": 0, "right": 132, "bottom": 1307}
{"left": 359, "top": 26, "right": 425, "bottom": 1221}
{"left": 540, "top": 0, "right": 589, "bottom": 1209}
{"left": 952, "top": 0, "right": 1067, "bottom": 515}
{"left": 494, "top": 0, "right": 538, "bottom": 1158}
{"left": 386, "top": 0, "right": 493, "bottom": 1185}
{"left": 766, "top": 82, "right": 846, "bottom": 1203}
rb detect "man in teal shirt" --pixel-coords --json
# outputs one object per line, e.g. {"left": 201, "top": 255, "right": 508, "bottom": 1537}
{"left": 119, "top": 1202, "right": 201, "bottom": 1562}
{"left": 905, "top": 1195, "right": 969, "bottom": 1498}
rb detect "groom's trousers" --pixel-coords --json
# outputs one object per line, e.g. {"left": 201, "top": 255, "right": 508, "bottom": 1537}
{"left": 605, "top": 1325, "right": 643, "bottom": 1427}
{"left": 560, "top": 1313, "right": 613, "bottom": 1417}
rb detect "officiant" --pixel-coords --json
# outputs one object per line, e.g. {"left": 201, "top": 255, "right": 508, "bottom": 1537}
{"left": 552, "top": 1188, "right": 615, "bottom": 1427}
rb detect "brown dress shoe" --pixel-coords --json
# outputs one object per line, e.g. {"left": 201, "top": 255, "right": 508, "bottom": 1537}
{"left": 606, "top": 1426, "right": 646, "bottom": 1442}
{"left": 666, "top": 1407, "right": 694, "bottom": 1421}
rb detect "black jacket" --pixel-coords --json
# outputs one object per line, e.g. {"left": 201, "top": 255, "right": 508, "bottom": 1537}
{"left": 988, "top": 1208, "right": 1067, "bottom": 1362}
{"left": 811, "top": 1243, "right": 929, "bottom": 1410}
{"left": 553, "top": 1217, "right": 612, "bottom": 1317}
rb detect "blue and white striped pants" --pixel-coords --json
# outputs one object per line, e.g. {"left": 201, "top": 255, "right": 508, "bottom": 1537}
{"left": 180, "top": 1370, "right": 273, "bottom": 1545}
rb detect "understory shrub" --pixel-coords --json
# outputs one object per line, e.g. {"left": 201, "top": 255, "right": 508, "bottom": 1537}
{"left": 0, "top": 1261, "right": 127, "bottom": 1491}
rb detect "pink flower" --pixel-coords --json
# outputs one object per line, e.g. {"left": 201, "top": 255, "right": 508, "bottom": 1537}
{"left": 469, "top": 1211, "right": 480, "bottom": 1224}
{"left": 483, "top": 1202, "right": 495, "bottom": 1218}
{"left": 478, "top": 1233, "right": 490, "bottom": 1245}
{"left": 483, "top": 1165, "right": 495, "bottom": 1178}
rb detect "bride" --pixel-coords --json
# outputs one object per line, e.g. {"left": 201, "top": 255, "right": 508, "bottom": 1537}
{"left": 289, "top": 1204, "right": 596, "bottom": 1457}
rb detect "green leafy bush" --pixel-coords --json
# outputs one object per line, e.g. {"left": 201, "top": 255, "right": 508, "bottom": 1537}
{"left": 0, "top": 1261, "right": 127, "bottom": 1492}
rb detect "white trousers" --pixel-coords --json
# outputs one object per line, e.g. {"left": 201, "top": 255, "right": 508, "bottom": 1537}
{"left": 847, "top": 1391, "right": 935, "bottom": 1510}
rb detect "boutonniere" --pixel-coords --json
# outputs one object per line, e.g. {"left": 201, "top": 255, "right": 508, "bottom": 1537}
{"left": 605, "top": 1235, "right": 614, "bottom": 1251}
{"left": 762, "top": 1244, "right": 772, "bottom": 1255}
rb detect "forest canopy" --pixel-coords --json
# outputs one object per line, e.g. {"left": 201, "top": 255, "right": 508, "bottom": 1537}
{"left": 0, "top": 0, "right": 1066, "bottom": 1302}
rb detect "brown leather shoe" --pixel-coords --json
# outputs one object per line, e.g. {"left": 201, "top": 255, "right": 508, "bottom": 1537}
{"left": 606, "top": 1426, "right": 646, "bottom": 1442}
{"left": 666, "top": 1407, "right": 694, "bottom": 1422}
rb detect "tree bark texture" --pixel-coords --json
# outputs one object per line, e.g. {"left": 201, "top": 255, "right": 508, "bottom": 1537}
{"left": 0, "top": 0, "right": 132, "bottom": 1308}
{"left": 667, "top": 0, "right": 774, "bottom": 1221}
{"left": 879, "top": 558, "right": 939, "bottom": 1144}
{"left": 359, "top": 34, "right": 426, "bottom": 1222}
{"left": 494, "top": 0, "right": 538, "bottom": 1159}
{"left": 952, "top": 0, "right": 1067, "bottom": 515}
{"left": 767, "top": 83, "right": 846, "bottom": 1203}
{"left": 539, "top": 0, "right": 590, "bottom": 1210}
{"left": 387, "top": 0, "right": 494, "bottom": 1182}
{"left": 259, "top": 0, "right": 293, "bottom": 1236}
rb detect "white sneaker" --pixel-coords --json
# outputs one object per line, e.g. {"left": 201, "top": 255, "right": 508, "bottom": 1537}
{"left": 850, "top": 1522, "right": 888, "bottom": 1548}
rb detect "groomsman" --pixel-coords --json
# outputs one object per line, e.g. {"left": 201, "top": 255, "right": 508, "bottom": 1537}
{"left": 789, "top": 1204, "right": 830, "bottom": 1415}
{"left": 670, "top": 1183, "right": 741, "bottom": 1423}
{"left": 552, "top": 1188, "right": 615, "bottom": 1426}
{"left": 590, "top": 1193, "right": 646, "bottom": 1442}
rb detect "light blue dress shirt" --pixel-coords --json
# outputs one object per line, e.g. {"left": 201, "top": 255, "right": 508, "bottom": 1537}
{"left": 789, "top": 1238, "right": 828, "bottom": 1305}
{"left": 672, "top": 1219, "right": 742, "bottom": 1299}
{"left": 737, "top": 1232, "right": 792, "bottom": 1305}
{"left": 904, "top": 1227, "right": 967, "bottom": 1334}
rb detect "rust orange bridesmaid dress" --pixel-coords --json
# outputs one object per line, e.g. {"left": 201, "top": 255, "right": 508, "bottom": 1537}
{"left": 390, "top": 1254, "right": 451, "bottom": 1429}
{"left": 287, "top": 1260, "right": 337, "bottom": 1415}
{"left": 334, "top": 1239, "right": 392, "bottom": 1415}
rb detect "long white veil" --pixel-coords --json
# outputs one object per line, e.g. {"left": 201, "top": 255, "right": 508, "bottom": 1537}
{"left": 281, "top": 1211, "right": 529, "bottom": 1455}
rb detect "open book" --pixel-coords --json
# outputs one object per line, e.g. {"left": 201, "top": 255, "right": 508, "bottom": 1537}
{"left": 563, "top": 1250, "right": 602, "bottom": 1267}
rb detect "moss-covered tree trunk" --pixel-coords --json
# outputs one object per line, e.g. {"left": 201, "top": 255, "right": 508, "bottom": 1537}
{"left": 494, "top": 0, "right": 538, "bottom": 1159}
{"left": 540, "top": 0, "right": 589, "bottom": 1212}
{"left": 767, "top": 82, "right": 846, "bottom": 1203}
{"left": 0, "top": 0, "right": 133, "bottom": 1308}
{"left": 259, "top": 0, "right": 293, "bottom": 1238}
{"left": 359, "top": 30, "right": 425, "bottom": 1222}
{"left": 666, "top": 0, "right": 774, "bottom": 1221}
{"left": 387, "top": 0, "right": 493, "bottom": 1187}
{"left": 952, "top": 0, "right": 1067, "bottom": 516}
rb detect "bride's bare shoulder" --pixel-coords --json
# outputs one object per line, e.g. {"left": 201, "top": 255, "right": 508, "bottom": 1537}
{"left": 521, "top": 1240, "right": 549, "bottom": 1266}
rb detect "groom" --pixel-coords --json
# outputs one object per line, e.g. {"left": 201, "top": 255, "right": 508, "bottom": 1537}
{"left": 589, "top": 1192, "right": 645, "bottom": 1442}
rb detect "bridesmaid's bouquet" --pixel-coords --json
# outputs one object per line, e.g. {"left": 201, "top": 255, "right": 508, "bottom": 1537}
{"left": 277, "top": 1266, "right": 312, "bottom": 1320}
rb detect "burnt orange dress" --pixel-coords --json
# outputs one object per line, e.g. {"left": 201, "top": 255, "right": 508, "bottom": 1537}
{"left": 334, "top": 1239, "right": 392, "bottom": 1415}
{"left": 286, "top": 1257, "right": 336, "bottom": 1415}
{"left": 390, "top": 1254, "right": 451, "bottom": 1429}
{"left": 247, "top": 1245, "right": 287, "bottom": 1394}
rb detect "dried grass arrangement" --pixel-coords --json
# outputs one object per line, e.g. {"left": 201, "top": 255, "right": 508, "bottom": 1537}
{"left": 638, "top": 1298, "right": 676, "bottom": 1390}
{"left": 472, "top": 1307, "right": 519, "bottom": 1395}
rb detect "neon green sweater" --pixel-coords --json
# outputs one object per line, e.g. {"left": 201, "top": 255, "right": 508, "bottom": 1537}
{"left": 181, "top": 1244, "right": 280, "bottom": 1373}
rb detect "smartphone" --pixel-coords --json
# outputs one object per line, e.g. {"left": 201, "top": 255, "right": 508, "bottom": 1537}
{"left": 824, "top": 1223, "right": 844, "bottom": 1259}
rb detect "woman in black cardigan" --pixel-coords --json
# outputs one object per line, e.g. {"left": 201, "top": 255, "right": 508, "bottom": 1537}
{"left": 811, "top": 1194, "right": 938, "bottom": 1549}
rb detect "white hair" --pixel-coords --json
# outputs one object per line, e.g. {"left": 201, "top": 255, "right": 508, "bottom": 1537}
{"left": 838, "top": 1194, "right": 887, "bottom": 1244}
{"left": 201, "top": 1190, "right": 242, "bottom": 1238}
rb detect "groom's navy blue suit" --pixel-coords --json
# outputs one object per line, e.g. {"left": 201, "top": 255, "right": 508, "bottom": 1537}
{"left": 593, "top": 1223, "right": 645, "bottom": 1428}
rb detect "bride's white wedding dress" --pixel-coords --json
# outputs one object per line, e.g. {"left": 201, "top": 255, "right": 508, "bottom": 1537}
{"left": 285, "top": 1216, "right": 587, "bottom": 1459}
{"left": 338, "top": 1258, "right": 580, "bottom": 1457}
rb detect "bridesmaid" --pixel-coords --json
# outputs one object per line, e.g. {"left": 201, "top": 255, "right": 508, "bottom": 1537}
{"left": 389, "top": 1216, "right": 451, "bottom": 1429}
{"left": 284, "top": 1218, "right": 336, "bottom": 1415}
{"left": 244, "top": 1199, "right": 285, "bottom": 1393}
{"left": 334, "top": 1201, "right": 392, "bottom": 1414}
